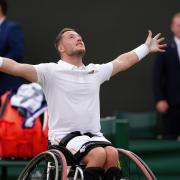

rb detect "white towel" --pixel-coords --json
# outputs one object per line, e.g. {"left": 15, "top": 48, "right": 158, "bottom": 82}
{"left": 11, "top": 83, "right": 44, "bottom": 114}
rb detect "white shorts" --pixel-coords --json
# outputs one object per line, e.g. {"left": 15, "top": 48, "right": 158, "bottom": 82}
{"left": 49, "top": 131, "right": 112, "bottom": 161}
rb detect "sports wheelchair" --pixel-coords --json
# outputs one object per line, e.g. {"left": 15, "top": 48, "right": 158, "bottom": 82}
{"left": 18, "top": 145, "right": 157, "bottom": 180}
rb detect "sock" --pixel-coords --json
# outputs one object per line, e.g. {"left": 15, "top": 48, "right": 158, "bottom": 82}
{"left": 104, "top": 167, "right": 122, "bottom": 180}
{"left": 84, "top": 167, "right": 104, "bottom": 180}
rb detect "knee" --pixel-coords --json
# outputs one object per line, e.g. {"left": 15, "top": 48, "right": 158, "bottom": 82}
{"left": 89, "top": 147, "right": 106, "bottom": 163}
{"left": 105, "top": 146, "right": 119, "bottom": 164}
{"left": 83, "top": 147, "right": 106, "bottom": 167}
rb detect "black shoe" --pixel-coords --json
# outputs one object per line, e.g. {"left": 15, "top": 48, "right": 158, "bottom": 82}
{"left": 84, "top": 167, "right": 104, "bottom": 180}
{"left": 104, "top": 167, "right": 122, "bottom": 180}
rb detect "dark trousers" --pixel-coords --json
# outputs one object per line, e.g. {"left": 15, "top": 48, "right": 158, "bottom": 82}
{"left": 161, "top": 104, "right": 180, "bottom": 139}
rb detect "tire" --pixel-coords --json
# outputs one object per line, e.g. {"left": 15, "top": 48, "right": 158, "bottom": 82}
{"left": 18, "top": 151, "right": 59, "bottom": 180}
{"left": 48, "top": 149, "right": 68, "bottom": 180}
{"left": 117, "top": 148, "right": 156, "bottom": 180}
{"left": 130, "top": 151, "right": 157, "bottom": 180}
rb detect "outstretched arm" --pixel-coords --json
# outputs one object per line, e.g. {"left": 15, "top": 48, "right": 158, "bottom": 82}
{"left": 0, "top": 57, "right": 37, "bottom": 82}
{"left": 111, "top": 30, "right": 166, "bottom": 76}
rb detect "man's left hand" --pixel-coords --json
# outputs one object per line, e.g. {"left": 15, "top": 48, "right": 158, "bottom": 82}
{"left": 145, "top": 30, "right": 167, "bottom": 53}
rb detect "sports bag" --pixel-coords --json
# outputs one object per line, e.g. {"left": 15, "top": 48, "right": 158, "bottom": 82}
{"left": 0, "top": 90, "right": 48, "bottom": 158}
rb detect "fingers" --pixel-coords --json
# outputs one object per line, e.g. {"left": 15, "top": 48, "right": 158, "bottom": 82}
{"left": 145, "top": 30, "right": 153, "bottom": 45}
{"left": 154, "top": 33, "right": 161, "bottom": 40}
{"left": 148, "top": 30, "right": 152, "bottom": 36}
{"left": 157, "top": 44, "right": 167, "bottom": 52}
{"left": 157, "top": 37, "right": 165, "bottom": 43}
{"left": 158, "top": 49, "right": 166, "bottom": 52}
{"left": 147, "top": 30, "right": 152, "bottom": 40}
{"left": 146, "top": 30, "right": 166, "bottom": 53}
{"left": 159, "top": 44, "right": 167, "bottom": 48}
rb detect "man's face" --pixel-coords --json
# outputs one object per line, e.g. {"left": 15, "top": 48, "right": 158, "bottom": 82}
{"left": 59, "top": 31, "right": 86, "bottom": 57}
{"left": 171, "top": 16, "right": 180, "bottom": 38}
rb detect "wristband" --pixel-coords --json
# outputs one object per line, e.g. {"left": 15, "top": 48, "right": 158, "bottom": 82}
{"left": 0, "top": 57, "right": 4, "bottom": 67}
{"left": 132, "top": 44, "right": 149, "bottom": 61}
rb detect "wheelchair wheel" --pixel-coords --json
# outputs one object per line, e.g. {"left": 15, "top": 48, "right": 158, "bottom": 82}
{"left": 18, "top": 150, "right": 67, "bottom": 180}
{"left": 48, "top": 149, "right": 68, "bottom": 180}
{"left": 130, "top": 151, "right": 157, "bottom": 180}
{"left": 48, "top": 146, "right": 84, "bottom": 180}
{"left": 117, "top": 148, "right": 157, "bottom": 180}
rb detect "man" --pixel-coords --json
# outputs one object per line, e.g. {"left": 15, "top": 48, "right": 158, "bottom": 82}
{"left": 0, "top": 28, "right": 165, "bottom": 179}
{"left": 153, "top": 12, "right": 180, "bottom": 140}
{"left": 0, "top": 0, "right": 25, "bottom": 96}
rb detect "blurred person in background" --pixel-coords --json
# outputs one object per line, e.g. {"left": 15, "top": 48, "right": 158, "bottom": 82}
{"left": 153, "top": 12, "right": 180, "bottom": 140}
{"left": 0, "top": 0, "right": 25, "bottom": 97}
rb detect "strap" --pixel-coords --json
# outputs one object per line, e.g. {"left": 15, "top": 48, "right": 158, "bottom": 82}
{"left": 59, "top": 131, "right": 103, "bottom": 146}
{"left": 0, "top": 91, "right": 13, "bottom": 118}
{"left": 59, "top": 131, "right": 81, "bottom": 146}
{"left": 74, "top": 141, "right": 112, "bottom": 162}
{"left": 84, "top": 132, "right": 95, "bottom": 138}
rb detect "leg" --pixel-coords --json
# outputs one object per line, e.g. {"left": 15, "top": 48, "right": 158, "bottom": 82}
{"left": 104, "top": 146, "right": 122, "bottom": 180}
{"left": 163, "top": 106, "right": 178, "bottom": 139}
{"left": 156, "top": 112, "right": 163, "bottom": 139}
{"left": 104, "top": 146, "right": 119, "bottom": 170}
{"left": 176, "top": 104, "right": 180, "bottom": 139}
{"left": 81, "top": 147, "right": 106, "bottom": 167}
{"left": 82, "top": 147, "right": 106, "bottom": 180}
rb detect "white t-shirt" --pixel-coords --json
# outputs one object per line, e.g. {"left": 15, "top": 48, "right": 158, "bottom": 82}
{"left": 34, "top": 60, "right": 113, "bottom": 140}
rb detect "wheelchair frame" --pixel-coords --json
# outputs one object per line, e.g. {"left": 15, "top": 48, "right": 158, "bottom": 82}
{"left": 18, "top": 147, "right": 157, "bottom": 180}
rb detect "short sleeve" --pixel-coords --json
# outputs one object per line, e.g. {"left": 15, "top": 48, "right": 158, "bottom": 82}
{"left": 33, "top": 63, "right": 54, "bottom": 89}
{"left": 96, "top": 62, "right": 113, "bottom": 84}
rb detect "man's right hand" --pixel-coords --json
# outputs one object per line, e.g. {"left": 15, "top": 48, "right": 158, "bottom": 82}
{"left": 156, "top": 100, "right": 169, "bottom": 113}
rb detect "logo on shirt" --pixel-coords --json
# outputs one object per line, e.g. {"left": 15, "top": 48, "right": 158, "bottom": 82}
{"left": 87, "top": 70, "right": 98, "bottom": 74}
